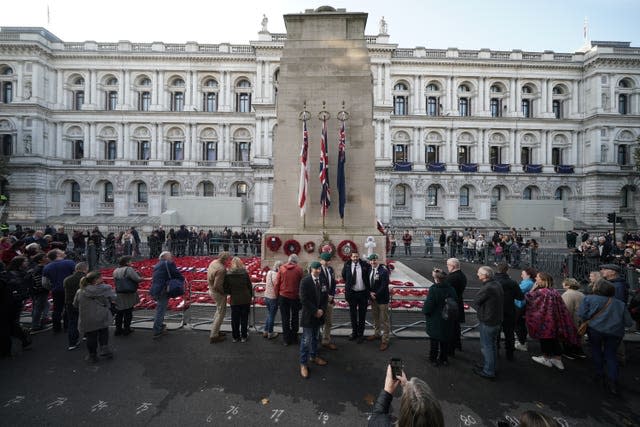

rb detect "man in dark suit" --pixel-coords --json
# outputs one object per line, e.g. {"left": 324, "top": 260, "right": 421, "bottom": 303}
{"left": 319, "top": 252, "right": 338, "bottom": 351}
{"left": 299, "top": 261, "right": 329, "bottom": 379}
{"left": 367, "top": 253, "right": 391, "bottom": 351}
{"left": 341, "top": 251, "right": 371, "bottom": 343}
{"left": 445, "top": 258, "right": 467, "bottom": 354}
{"left": 494, "top": 262, "right": 524, "bottom": 361}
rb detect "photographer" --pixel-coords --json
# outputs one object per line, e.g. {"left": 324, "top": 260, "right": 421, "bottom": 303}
{"left": 369, "top": 364, "right": 444, "bottom": 427}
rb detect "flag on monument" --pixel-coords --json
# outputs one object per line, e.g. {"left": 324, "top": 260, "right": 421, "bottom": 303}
{"left": 337, "top": 120, "right": 346, "bottom": 219}
{"left": 319, "top": 118, "right": 331, "bottom": 217}
{"left": 298, "top": 118, "right": 309, "bottom": 216}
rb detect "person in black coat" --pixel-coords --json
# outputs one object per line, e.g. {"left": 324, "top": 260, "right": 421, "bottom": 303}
{"left": 367, "top": 254, "right": 391, "bottom": 350}
{"left": 444, "top": 258, "right": 467, "bottom": 354}
{"left": 299, "top": 261, "right": 329, "bottom": 379}
{"left": 423, "top": 269, "right": 458, "bottom": 366}
{"left": 341, "top": 251, "right": 371, "bottom": 343}
{"left": 494, "top": 262, "right": 524, "bottom": 361}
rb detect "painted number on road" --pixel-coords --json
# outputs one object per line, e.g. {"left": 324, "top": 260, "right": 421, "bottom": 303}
{"left": 318, "top": 411, "right": 330, "bottom": 424}
{"left": 136, "top": 402, "right": 152, "bottom": 415}
{"left": 271, "top": 409, "right": 285, "bottom": 423}
{"left": 3, "top": 396, "right": 25, "bottom": 407}
{"left": 460, "top": 414, "right": 477, "bottom": 426}
{"left": 46, "top": 397, "right": 67, "bottom": 410}
{"left": 226, "top": 405, "right": 239, "bottom": 420}
{"left": 91, "top": 400, "right": 108, "bottom": 413}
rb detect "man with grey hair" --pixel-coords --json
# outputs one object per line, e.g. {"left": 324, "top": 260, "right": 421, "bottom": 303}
{"left": 445, "top": 258, "right": 467, "bottom": 354}
{"left": 472, "top": 266, "right": 504, "bottom": 380}
{"left": 207, "top": 251, "right": 231, "bottom": 343}
{"left": 274, "top": 254, "right": 303, "bottom": 346}
{"left": 151, "top": 251, "right": 184, "bottom": 339}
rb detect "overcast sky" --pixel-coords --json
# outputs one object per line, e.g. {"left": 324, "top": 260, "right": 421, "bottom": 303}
{"left": 2, "top": 0, "right": 639, "bottom": 52}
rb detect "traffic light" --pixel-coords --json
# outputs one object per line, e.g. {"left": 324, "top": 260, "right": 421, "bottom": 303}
{"left": 607, "top": 212, "right": 616, "bottom": 223}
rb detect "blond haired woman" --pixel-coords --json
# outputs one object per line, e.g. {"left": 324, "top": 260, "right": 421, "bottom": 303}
{"left": 73, "top": 271, "right": 116, "bottom": 363}
{"left": 224, "top": 257, "right": 253, "bottom": 342}
{"left": 561, "top": 278, "right": 586, "bottom": 360}
{"left": 263, "top": 261, "right": 281, "bottom": 339}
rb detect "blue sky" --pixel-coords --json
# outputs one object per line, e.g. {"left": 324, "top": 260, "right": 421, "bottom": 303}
{"left": 1, "top": 0, "right": 639, "bottom": 52}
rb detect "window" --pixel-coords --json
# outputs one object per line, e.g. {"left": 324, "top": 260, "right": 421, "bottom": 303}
{"left": 73, "top": 140, "right": 84, "bottom": 159}
{"left": 137, "top": 183, "right": 148, "bottom": 203}
{"left": 554, "top": 188, "right": 563, "bottom": 200}
{"left": 169, "top": 182, "right": 180, "bottom": 197}
{"left": 236, "top": 79, "right": 252, "bottom": 113}
{"left": 393, "top": 82, "right": 409, "bottom": 116}
{"left": 236, "top": 142, "right": 250, "bottom": 162}
{"left": 138, "top": 141, "right": 150, "bottom": 160}
{"left": 621, "top": 188, "right": 629, "bottom": 208}
{"left": 203, "top": 92, "right": 217, "bottom": 112}
{"left": 393, "top": 144, "right": 408, "bottom": 163}
{"left": 426, "top": 83, "right": 439, "bottom": 91}
{"left": 1, "top": 82, "right": 12, "bottom": 103}
{"left": 491, "top": 187, "right": 502, "bottom": 207}
{"left": 105, "top": 91, "right": 117, "bottom": 110}
{"left": 489, "top": 146, "right": 501, "bottom": 165}
{"left": 427, "top": 185, "right": 438, "bottom": 206}
{"left": 203, "top": 182, "right": 214, "bottom": 197}
{"left": 106, "top": 141, "right": 116, "bottom": 160}
{"left": 140, "top": 78, "right": 151, "bottom": 86}
{"left": 74, "top": 91, "right": 84, "bottom": 110}
{"left": 459, "top": 186, "right": 469, "bottom": 207}
{"left": 106, "top": 77, "right": 118, "bottom": 86}
{"left": 2, "top": 135, "right": 12, "bottom": 156}
{"left": 552, "top": 86, "right": 563, "bottom": 95}
{"left": 457, "top": 146, "right": 469, "bottom": 164}
{"left": 138, "top": 92, "right": 150, "bottom": 111}
{"left": 552, "top": 100, "right": 562, "bottom": 119}
{"left": 490, "top": 85, "right": 501, "bottom": 93}
{"left": 618, "top": 94, "right": 628, "bottom": 115}
{"left": 552, "top": 148, "right": 562, "bottom": 166}
{"left": 617, "top": 145, "right": 629, "bottom": 165}
{"left": 458, "top": 97, "right": 469, "bottom": 116}
{"left": 426, "top": 145, "right": 438, "bottom": 163}
{"left": 490, "top": 98, "right": 501, "bottom": 117}
{"left": 171, "top": 141, "right": 184, "bottom": 161}
{"left": 395, "top": 186, "right": 406, "bottom": 206}
{"left": 522, "top": 99, "right": 531, "bottom": 118}
{"left": 104, "top": 182, "right": 113, "bottom": 202}
{"left": 236, "top": 182, "right": 248, "bottom": 197}
{"left": 521, "top": 147, "right": 531, "bottom": 165}
{"left": 203, "top": 142, "right": 217, "bottom": 161}
{"left": 71, "top": 182, "right": 80, "bottom": 203}
{"left": 427, "top": 97, "right": 438, "bottom": 116}
{"left": 171, "top": 92, "right": 184, "bottom": 112}
{"left": 523, "top": 85, "right": 533, "bottom": 94}
{"left": 523, "top": 187, "right": 532, "bottom": 200}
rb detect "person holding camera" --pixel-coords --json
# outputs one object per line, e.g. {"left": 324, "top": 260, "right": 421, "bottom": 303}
{"left": 368, "top": 363, "right": 444, "bottom": 427}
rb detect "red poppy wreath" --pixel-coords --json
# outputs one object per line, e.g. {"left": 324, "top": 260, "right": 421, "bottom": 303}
{"left": 283, "top": 239, "right": 301, "bottom": 256}
{"left": 266, "top": 236, "right": 282, "bottom": 252}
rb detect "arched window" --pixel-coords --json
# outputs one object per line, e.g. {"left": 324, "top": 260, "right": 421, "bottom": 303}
{"left": 73, "top": 140, "right": 84, "bottom": 159}
{"left": 394, "top": 185, "right": 406, "bottom": 207}
{"left": 427, "top": 185, "right": 438, "bottom": 206}
{"left": 169, "top": 182, "right": 180, "bottom": 197}
{"left": 137, "top": 183, "right": 148, "bottom": 203}
{"left": 202, "top": 181, "right": 214, "bottom": 197}
{"left": 459, "top": 186, "right": 469, "bottom": 207}
{"left": 521, "top": 147, "right": 531, "bottom": 165}
{"left": 425, "top": 145, "right": 438, "bottom": 163}
{"left": 106, "top": 77, "right": 118, "bottom": 86}
{"left": 552, "top": 147, "right": 563, "bottom": 166}
{"left": 426, "top": 83, "right": 439, "bottom": 91}
{"left": 489, "top": 146, "right": 502, "bottom": 165}
{"left": 491, "top": 187, "right": 502, "bottom": 207}
{"left": 2, "top": 135, "right": 12, "bottom": 156}
{"left": 137, "top": 77, "right": 152, "bottom": 111}
{"left": 1, "top": 82, "right": 12, "bottom": 104}
{"left": 393, "top": 83, "right": 408, "bottom": 115}
{"left": 106, "top": 91, "right": 118, "bottom": 110}
{"left": 621, "top": 187, "right": 631, "bottom": 208}
{"left": 106, "top": 140, "right": 116, "bottom": 160}
{"left": 202, "top": 78, "right": 218, "bottom": 112}
{"left": 104, "top": 182, "right": 114, "bottom": 202}
{"left": 393, "top": 144, "right": 408, "bottom": 163}
{"left": 458, "top": 97, "right": 469, "bottom": 116}
{"left": 552, "top": 100, "right": 562, "bottom": 119}
{"left": 170, "top": 141, "right": 184, "bottom": 161}
{"left": 618, "top": 94, "right": 628, "bottom": 115}
{"left": 203, "top": 141, "right": 217, "bottom": 161}
{"left": 138, "top": 141, "right": 150, "bottom": 160}
{"left": 554, "top": 188, "right": 563, "bottom": 200}
{"left": 236, "top": 142, "right": 250, "bottom": 162}
{"left": 236, "top": 79, "right": 252, "bottom": 113}
{"left": 74, "top": 91, "right": 84, "bottom": 110}
{"left": 522, "top": 99, "right": 531, "bottom": 118}
{"left": 71, "top": 182, "right": 80, "bottom": 203}
{"left": 523, "top": 187, "right": 532, "bottom": 200}
{"left": 490, "top": 98, "right": 501, "bottom": 117}
{"left": 457, "top": 146, "right": 469, "bottom": 164}
{"left": 523, "top": 85, "right": 533, "bottom": 94}
{"left": 617, "top": 145, "right": 629, "bottom": 165}
{"left": 170, "top": 78, "right": 185, "bottom": 112}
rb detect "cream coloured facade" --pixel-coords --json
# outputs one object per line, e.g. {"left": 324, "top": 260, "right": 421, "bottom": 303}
{"left": 0, "top": 21, "right": 638, "bottom": 229}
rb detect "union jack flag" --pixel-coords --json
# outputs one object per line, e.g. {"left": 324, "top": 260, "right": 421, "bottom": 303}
{"left": 297, "top": 118, "right": 309, "bottom": 216}
{"left": 319, "top": 118, "right": 330, "bottom": 217}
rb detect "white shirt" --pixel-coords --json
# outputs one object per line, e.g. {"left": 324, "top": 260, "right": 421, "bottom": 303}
{"left": 352, "top": 262, "right": 365, "bottom": 291}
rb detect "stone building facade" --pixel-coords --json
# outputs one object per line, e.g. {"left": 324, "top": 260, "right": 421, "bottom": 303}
{"left": 0, "top": 20, "right": 638, "bottom": 229}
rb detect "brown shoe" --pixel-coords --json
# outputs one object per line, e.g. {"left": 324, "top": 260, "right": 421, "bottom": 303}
{"left": 379, "top": 342, "right": 389, "bottom": 351}
{"left": 218, "top": 332, "right": 227, "bottom": 336}
{"left": 322, "top": 343, "right": 337, "bottom": 350}
{"left": 311, "top": 357, "right": 328, "bottom": 366}
{"left": 367, "top": 335, "right": 380, "bottom": 341}
{"left": 300, "top": 365, "right": 309, "bottom": 379}
{"left": 209, "top": 335, "right": 226, "bottom": 344}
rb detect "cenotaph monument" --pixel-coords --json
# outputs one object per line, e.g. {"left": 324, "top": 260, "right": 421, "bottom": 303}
{"left": 263, "top": 6, "right": 384, "bottom": 267}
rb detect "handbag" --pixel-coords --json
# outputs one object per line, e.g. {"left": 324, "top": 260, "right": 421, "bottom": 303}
{"left": 577, "top": 298, "right": 612, "bottom": 336}
{"left": 165, "top": 262, "right": 185, "bottom": 298}
{"left": 115, "top": 267, "right": 139, "bottom": 294}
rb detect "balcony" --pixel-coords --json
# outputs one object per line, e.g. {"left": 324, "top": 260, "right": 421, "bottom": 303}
{"left": 425, "top": 206, "right": 443, "bottom": 218}
{"left": 231, "top": 161, "right": 250, "bottom": 168}
{"left": 97, "top": 202, "right": 114, "bottom": 215}
{"left": 522, "top": 164, "right": 543, "bottom": 173}
{"left": 426, "top": 162, "right": 446, "bottom": 172}
{"left": 197, "top": 161, "right": 219, "bottom": 167}
{"left": 64, "top": 201, "right": 80, "bottom": 215}
{"left": 62, "top": 159, "right": 81, "bottom": 166}
{"left": 458, "top": 163, "right": 478, "bottom": 172}
{"left": 554, "top": 165, "right": 575, "bottom": 174}
{"left": 163, "top": 161, "right": 182, "bottom": 166}
{"left": 491, "top": 164, "right": 511, "bottom": 173}
{"left": 131, "top": 202, "right": 148, "bottom": 215}
{"left": 458, "top": 206, "right": 475, "bottom": 219}
{"left": 393, "top": 162, "right": 412, "bottom": 172}
{"left": 96, "top": 160, "right": 115, "bottom": 166}
{"left": 130, "top": 160, "right": 148, "bottom": 166}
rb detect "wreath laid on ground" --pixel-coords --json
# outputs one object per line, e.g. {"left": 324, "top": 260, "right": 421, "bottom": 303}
{"left": 266, "top": 236, "right": 282, "bottom": 252}
{"left": 283, "top": 239, "right": 301, "bottom": 256}
{"left": 318, "top": 242, "right": 336, "bottom": 258}
{"left": 303, "top": 241, "right": 316, "bottom": 254}
{"left": 336, "top": 240, "right": 358, "bottom": 261}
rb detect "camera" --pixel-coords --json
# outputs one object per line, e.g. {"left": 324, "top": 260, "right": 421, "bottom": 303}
{"left": 390, "top": 357, "right": 403, "bottom": 379}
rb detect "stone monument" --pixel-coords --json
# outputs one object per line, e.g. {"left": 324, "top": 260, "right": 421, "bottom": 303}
{"left": 263, "top": 6, "right": 383, "bottom": 268}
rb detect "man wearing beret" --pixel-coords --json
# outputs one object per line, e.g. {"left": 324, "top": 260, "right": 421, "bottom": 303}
{"left": 367, "top": 254, "right": 391, "bottom": 351}
{"left": 342, "top": 251, "right": 371, "bottom": 343}
{"left": 319, "top": 252, "right": 338, "bottom": 350}
{"left": 299, "top": 261, "right": 329, "bottom": 379}
{"left": 600, "top": 264, "right": 629, "bottom": 303}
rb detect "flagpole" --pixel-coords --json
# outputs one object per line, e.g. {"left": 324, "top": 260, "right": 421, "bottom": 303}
{"left": 298, "top": 103, "right": 311, "bottom": 229}
{"left": 337, "top": 101, "right": 349, "bottom": 229}
{"left": 318, "top": 102, "right": 331, "bottom": 229}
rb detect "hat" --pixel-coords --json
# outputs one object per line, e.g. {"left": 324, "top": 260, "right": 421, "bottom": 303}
{"left": 368, "top": 253, "right": 379, "bottom": 261}
{"left": 599, "top": 264, "right": 621, "bottom": 273}
{"left": 309, "top": 261, "right": 322, "bottom": 269}
{"left": 320, "top": 252, "right": 332, "bottom": 261}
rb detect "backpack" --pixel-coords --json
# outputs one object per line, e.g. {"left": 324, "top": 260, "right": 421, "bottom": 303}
{"left": 3, "top": 270, "right": 30, "bottom": 303}
{"left": 441, "top": 296, "right": 459, "bottom": 321}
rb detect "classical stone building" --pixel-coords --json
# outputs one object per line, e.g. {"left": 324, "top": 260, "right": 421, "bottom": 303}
{"left": 0, "top": 12, "right": 638, "bottom": 230}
